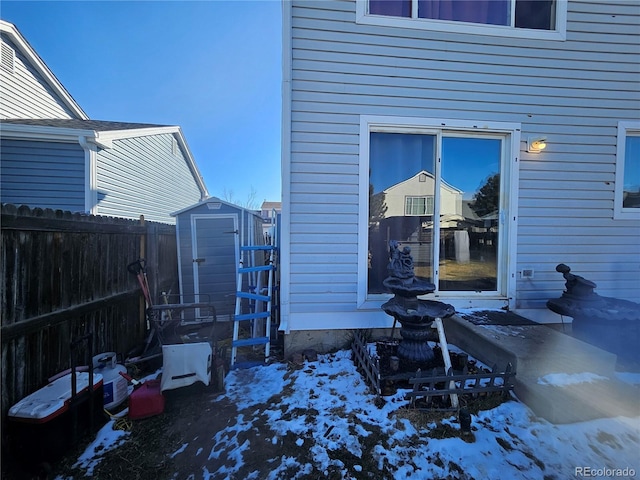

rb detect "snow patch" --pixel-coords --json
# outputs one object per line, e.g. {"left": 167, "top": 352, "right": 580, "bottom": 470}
{"left": 537, "top": 372, "right": 609, "bottom": 386}
{"left": 72, "top": 420, "right": 129, "bottom": 475}
{"left": 615, "top": 371, "right": 640, "bottom": 386}
{"left": 63, "top": 349, "right": 640, "bottom": 479}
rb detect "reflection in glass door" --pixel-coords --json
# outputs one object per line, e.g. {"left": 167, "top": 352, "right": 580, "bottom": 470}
{"left": 368, "top": 132, "right": 436, "bottom": 293}
{"left": 368, "top": 131, "right": 504, "bottom": 295}
{"left": 439, "top": 137, "right": 501, "bottom": 292}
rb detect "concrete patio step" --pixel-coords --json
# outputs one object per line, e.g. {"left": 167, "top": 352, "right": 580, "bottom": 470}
{"left": 514, "top": 373, "right": 640, "bottom": 424}
{"left": 444, "top": 313, "right": 640, "bottom": 423}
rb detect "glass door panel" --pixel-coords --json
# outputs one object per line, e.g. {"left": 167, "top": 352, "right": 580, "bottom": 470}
{"left": 368, "top": 132, "right": 436, "bottom": 294}
{"left": 438, "top": 137, "right": 501, "bottom": 292}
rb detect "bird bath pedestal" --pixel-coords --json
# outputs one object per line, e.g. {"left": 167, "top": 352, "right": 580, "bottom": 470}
{"left": 381, "top": 242, "right": 455, "bottom": 363}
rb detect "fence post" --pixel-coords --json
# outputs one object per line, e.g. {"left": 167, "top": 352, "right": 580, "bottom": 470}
{"left": 146, "top": 222, "right": 159, "bottom": 303}
{"left": 138, "top": 215, "right": 146, "bottom": 332}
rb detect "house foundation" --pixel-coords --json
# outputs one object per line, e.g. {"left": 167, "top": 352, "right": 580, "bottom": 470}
{"left": 283, "top": 328, "right": 396, "bottom": 355}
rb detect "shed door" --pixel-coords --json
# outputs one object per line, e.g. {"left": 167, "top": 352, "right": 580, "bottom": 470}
{"left": 191, "top": 214, "right": 239, "bottom": 321}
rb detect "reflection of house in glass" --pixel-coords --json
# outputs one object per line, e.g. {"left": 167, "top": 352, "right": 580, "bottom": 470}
{"left": 377, "top": 170, "right": 463, "bottom": 220}
{"left": 369, "top": 170, "right": 498, "bottom": 293}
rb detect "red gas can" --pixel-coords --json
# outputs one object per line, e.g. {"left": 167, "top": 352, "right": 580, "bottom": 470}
{"left": 128, "top": 379, "right": 164, "bottom": 420}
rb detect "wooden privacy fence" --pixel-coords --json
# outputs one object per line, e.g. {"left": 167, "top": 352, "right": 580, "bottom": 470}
{"left": 0, "top": 203, "right": 178, "bottom": 423}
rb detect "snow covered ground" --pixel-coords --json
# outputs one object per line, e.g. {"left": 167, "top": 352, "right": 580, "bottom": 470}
{"left": 62, "top": 349, "right": 640, "bottom": 479}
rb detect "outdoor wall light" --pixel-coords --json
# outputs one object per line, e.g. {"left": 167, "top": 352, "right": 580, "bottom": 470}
{"left": 527, "top": 136, "right": 547, "bottom": 153}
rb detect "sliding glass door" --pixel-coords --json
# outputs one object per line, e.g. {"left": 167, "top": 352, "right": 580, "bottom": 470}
{"left": 367, "top": 129, "right": 505, "bottom": 296}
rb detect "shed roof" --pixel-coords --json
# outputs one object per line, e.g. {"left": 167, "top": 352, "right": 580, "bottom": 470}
{"left": 171, "top": 196, "right": 262, "bottom": 217}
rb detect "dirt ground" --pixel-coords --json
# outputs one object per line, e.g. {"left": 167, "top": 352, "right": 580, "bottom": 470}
{"left": 1, "top": 326, "right": 510, "bottom": 480}
{"left": 6, "top": 368, "right": 387, "bottom": 480}
{"left": 4, "top": 365, "right": 505, "bottom": 480}
{"left": 61, "top": 382, "right": 240, "bottom": 480}
{"left": 3, "top": 367, "right": 278, "bottom": 480}
{"left": 36, "top": 378, "right": 493, "bottom": 480}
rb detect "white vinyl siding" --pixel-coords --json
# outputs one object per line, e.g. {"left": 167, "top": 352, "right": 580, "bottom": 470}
{"left": 614, "top": 121, "right": 640, "bottom": 220}
{"left": 0, "top": 138, "right": 85, "bottom": 210}
{"left": 0, "top": 35, "right": 78, "bottom": 119}
{"left": 96, "top": 133, "right": 203, "bottom": 224}
{"left": 285, "top": 0, "right": 640, "bottom": 331}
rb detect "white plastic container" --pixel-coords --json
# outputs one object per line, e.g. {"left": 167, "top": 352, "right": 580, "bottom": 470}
{"left": 8, "top": 372, "right": 105, "bottom": 464}
{"left": 93, "top": 352, "right": 129, "bottom": 410}
{"left": 9, "top": 371, "right": 103, "bottom": 421}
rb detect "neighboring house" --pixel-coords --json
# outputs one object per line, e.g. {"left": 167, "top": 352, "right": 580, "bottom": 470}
{"left": 280, "top": 0, "right": 640, "bottom": 351}
{"left": 0, "top": 20, "right": 208, "bottom": 223}
{"left": 260, "top": 200, "right": 282, "bottom": 240}
{"left": 0, "top": 21, "right": 85, "bottom": 120}
{"left": 369, "top": 170, "right": 473, "bottom": 294}
{"left": 1, "top": 118, "right": 208, "bottom": 223}
{"left": 374, "top": 170, "right": 463, "bottom": 219}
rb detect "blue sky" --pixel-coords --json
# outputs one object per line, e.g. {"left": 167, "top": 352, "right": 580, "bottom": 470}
{"left": 370, "top": 133, "right": 500, "bottom": 200}
{"left": 1, "top": 0, "right": 283, "bottom": 206}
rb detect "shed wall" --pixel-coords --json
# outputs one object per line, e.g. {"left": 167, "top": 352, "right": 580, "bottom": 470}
{"left": 285, "top": 0, "right": 640, "bottom": 330}
{"left": 175, "top": 201, "right": 265, "bottom": 321}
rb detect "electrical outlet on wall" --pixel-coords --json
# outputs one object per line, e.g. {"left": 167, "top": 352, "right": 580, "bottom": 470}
{"left": 521, "top": 268, "right": 535, "bottom": 279}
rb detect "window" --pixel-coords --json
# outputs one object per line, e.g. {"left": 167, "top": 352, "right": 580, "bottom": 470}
{"left": 357, "top": 0, "right": 567, "bottom": 40}
{"left": 360, "top": 116, "right": 519, "bottom": 305}
{"left": 406, "top": 196, "right": 434, "bottom": 216}
{"left": 615, "top": 122, "right": 640, "bottom": 220}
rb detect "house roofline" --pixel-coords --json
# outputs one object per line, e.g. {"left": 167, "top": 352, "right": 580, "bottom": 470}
{"left": 0, "top": 20, "right": 89, "bottom": 120}
{"left": 0, "top": 122, "right": 98, "bottom": 143}
{"left": 173, "top": 127, "right": 209, "bottom": 200}
{"left": 381, "top": 169, "right": 464, "bottom": 195}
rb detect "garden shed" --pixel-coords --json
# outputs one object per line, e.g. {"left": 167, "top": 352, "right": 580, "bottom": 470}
{"left": 172, "top": 198, "right": 265, "bottom": 323}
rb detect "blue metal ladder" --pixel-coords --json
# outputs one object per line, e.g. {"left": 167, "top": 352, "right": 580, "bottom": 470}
{"left": 231, "top": 245, "right": 276, "bottom": 367}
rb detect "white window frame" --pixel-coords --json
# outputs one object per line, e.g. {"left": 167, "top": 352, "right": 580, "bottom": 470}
{"left": 405, "top": 195, "right": 434, "bottom": 216}
{"left": 358, "top": 115, "right": 521, "bottom": 311}
{"left": 614, "top": 121, "right": 640, "bottom": 220}
{"left": 355, "top": 0, "right": 567, "bottom": 41}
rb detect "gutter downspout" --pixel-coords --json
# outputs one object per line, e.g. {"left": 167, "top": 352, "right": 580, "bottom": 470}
{"left": 279, "top": 0, "right": 293, "bottom": 334}
{"left": 78, "top": 135, "right": 98, "bottom": 215}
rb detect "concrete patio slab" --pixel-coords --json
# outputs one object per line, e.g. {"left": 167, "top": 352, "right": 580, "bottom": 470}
{"left": 444, "top": 313, "right": 640, "bottom": 424}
